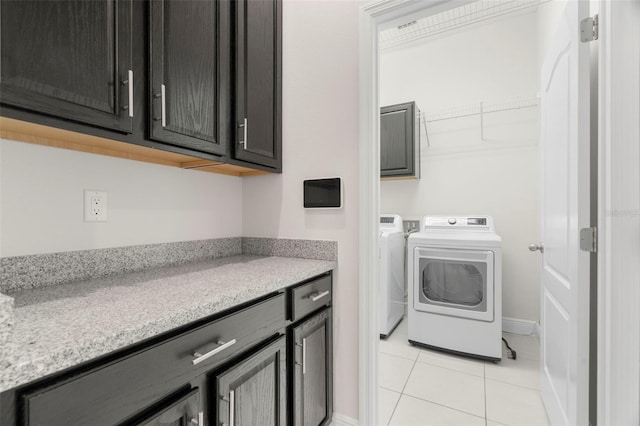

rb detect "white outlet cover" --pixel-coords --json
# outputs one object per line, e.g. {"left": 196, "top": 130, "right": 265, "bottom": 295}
{"left": 84, "top": 190, "right": 107, "bottom": 222}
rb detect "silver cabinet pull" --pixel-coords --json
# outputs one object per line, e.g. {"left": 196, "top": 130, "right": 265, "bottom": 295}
{"left": 189, "top": 412, "right": 203, "bottom": 425}
{"left": 122, "top": 70, "right": 134, "bottom": 117}
{"left": 239, "top": 118, "right": 248, "bottom": 148}
{"left": 127, "top": 70, "right": 134, "bottom": 118}
{"left": 161, "top": 84, "right": 167, "bottom": 127}
{"left": 308, "top": 290, "right": 330, "bottom": 302}
{"left": 528, "top": 243, "right": 544, "bottom": 253}
{"left": 229, "top": 390, "right": 235, "bottom": 426}
{"left": 302, "top": 337, "right": 307, "bottom": 375}
{"left": 192, "top": 339, "right": 237, "bottom": 365}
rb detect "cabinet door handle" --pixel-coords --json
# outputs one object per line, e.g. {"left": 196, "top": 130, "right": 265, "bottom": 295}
{"left": 122, "top": 70, "right": 134, "bottom": 117}
{"left": 192, "top": 339, "right": 237, "bottom": 365}
{"left": 189, "top": 412, "right": 203, "bottom": 425}
{"left": 229, "top": 390, "right": 235, "bottom": 426}
{"left": 302, "top": 337, "right": 307, "bottom": 374}
{"left": 308, "top": 290, "right": 330, "bottom": 302}
{"left": 160, "top": 84, "right": 167, "bottom": 127}
{"left": 128, "top": 70, "right": 134, "bottom": 118}
{"left": 239, "top": 118, "right": 248, "bottom": 148}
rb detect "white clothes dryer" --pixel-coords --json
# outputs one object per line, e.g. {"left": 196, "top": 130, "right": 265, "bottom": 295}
{"left": 379, "top": 214, "right": 405, "bottom": 338}
{"left": 407, "top": 216, "right": 502, "bottom": 361}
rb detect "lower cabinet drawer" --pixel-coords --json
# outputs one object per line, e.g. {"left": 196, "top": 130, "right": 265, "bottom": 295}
{"left": 22, "top": 293, "right": 285, "bottom": 426}
{"left": 289, "top": 273, "right": 332, "bottom": 322}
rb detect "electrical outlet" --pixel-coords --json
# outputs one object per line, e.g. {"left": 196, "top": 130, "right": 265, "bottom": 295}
{"left": 84, "top": 190, "right": 107, "bottom": 222}
{"left": 404, "top": 220, "right": 420, "bottom": 233}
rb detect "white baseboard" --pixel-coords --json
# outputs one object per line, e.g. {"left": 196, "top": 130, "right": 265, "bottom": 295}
{"left": 330, "top": 413, "right": 358, "bottom": 426}
{"left": 535, "top": 322, "right": 542, "bottom": 337}
{"left": 502, "top": 317, "right": 538, "bottom": 335}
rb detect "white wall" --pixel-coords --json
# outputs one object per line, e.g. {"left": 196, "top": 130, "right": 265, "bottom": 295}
{"left": 242, "top": 0, "right": 361, "bottom": 419}
{"left": 379, "top": 12, "right": 541, "bottom": 323}
{"left": 0, "top": 139, "right": 243, "bottom": 257}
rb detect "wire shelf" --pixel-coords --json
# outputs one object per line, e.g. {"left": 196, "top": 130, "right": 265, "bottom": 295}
{"left": 423, "top": 96, "right": 539, "bottom": 122}
{"left": 380, "top": 0, "right": 542, "bottom": 50}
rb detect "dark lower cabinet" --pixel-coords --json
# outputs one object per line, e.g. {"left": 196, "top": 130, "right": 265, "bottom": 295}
{"left": 291, "top": 309, "right": 333, "bottom": 426}
{"left": 149, "top": 0, "right": 230, "bottom": 155}
{"left": 0, "top": 0, "right": 134, "bottom": 133}
{"left": 215, "top": 336, "right": 287, "bottom": 426}
{"left": 0, "top": 274, "right": 333, "bottom": 426}
{"left": 136, "top": 388, "right": 202, "bottom": 426}
{"left": 233, "top": 0, "right": 282, "bottom": 171}
{"left": 380, "top": 101, "right": 420, "bottom": 179}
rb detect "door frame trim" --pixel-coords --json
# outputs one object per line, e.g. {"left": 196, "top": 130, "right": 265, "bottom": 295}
{"left": 358, "top": 1, "right": 454, "bottom": 424}
{"left": 597, "top": 1, "right": 640, "bottom": 424}
{"left": 357, "top": 0, "right": 640, "bottom": 424}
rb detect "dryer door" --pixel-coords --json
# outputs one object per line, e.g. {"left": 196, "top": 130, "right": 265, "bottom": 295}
{"left": 413, "top": 247, "right": 494, "bottom": 322}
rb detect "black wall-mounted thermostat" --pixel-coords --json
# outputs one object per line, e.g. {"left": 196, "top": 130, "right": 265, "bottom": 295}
{"left": 303, "top": 177, "right": 342, "bottom": 209}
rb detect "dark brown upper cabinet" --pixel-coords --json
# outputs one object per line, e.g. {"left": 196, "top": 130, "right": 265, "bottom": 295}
{"left": 380, "top": 101, "right": 420, "bottom": 179}
{"left": 233, "top": 0, "right": 282, "bottom": 171}
{"left": 149, "top": 0, "right": 230, "bottom": 156}
{"left": 0, "top": 0, "right": 134, "bottom": 133}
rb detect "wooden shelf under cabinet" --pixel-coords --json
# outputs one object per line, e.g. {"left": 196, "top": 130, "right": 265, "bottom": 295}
{"left": 0, "top": 117, "right": 268, "bottom": 178}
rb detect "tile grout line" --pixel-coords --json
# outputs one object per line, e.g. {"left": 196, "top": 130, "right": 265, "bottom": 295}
{"left": 397, "top": 393, "right": 488, "bottom": 423}
{"left": 386, "top": 389, "right": 402, "bottom": 426}
{"left": 484, "top": 376, "right": 540, "bottom": 392}
{"left": 484, "top": 361, "right": 488, "bottom": 426}
{"left": 400, "top": 358, "right": 418, "bottom": 395}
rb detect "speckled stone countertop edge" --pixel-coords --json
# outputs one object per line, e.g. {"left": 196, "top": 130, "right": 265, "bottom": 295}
{"left": 0, "top": 256, "right": 336, "bottom": 393}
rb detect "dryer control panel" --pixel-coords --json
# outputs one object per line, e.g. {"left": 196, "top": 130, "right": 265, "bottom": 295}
{"left": 423, "top": 216, "right": 493, "bottom": 231}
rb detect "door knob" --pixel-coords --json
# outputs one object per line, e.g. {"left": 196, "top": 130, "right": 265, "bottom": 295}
{"left": 529, "top": 243, "right": 544, "bottom": 253}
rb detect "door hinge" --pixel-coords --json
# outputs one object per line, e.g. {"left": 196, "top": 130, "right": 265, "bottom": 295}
{"left": 580, "top": 14, "right": 599, "bottom": 42}
{"left": 580, "top": 227, "right": 598, "bottom": 253}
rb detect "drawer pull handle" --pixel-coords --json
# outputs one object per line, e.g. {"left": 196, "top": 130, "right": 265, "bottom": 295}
{"left": 192, "top": 339, "right": 237, "bottom": 365}
{"left": 308, "top": 290, "right": 330, "bottom": 302}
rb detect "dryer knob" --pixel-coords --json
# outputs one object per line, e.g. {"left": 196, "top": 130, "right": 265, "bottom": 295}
{"left": 448, "top": 218, "right": 457, "bottom": 225}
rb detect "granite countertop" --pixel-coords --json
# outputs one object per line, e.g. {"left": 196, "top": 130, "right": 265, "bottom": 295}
{"left": 0, "top": 255, "right": 335, "bottom": 393}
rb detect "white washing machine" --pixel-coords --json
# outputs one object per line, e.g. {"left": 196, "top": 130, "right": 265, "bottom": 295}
{"left": 407, "top": 216, "right": 502, "bottom": 361}
{"left": 379, "top": 214, "right": 406, "bottom": 338}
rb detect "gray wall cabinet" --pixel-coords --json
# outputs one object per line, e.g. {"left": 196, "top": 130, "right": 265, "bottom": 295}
{"left": 233, "top": 0, "right": 282, "bottom": 171}
{"left": 0, "top": 0, "right": 282, "bottom": 172}
{"left": 0, "top": 0, "right": 134, "bottom": 133}
{"left": 149, "top": 0, "right": 230, "bottom": 156}
{"left": 380, "top": 101, "right": 420, "bottom": 179}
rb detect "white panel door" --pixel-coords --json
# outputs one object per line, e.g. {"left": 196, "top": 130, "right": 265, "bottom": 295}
{"left": 539, "top": 1, "right": 591, "bottom": 425}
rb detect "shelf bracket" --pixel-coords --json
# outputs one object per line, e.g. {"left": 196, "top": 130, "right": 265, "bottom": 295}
{"left": 420, "top": 111, "right": 430, "bottom": 147}
{"left": 480, "top": 101, "right": 485, "bottom": 141}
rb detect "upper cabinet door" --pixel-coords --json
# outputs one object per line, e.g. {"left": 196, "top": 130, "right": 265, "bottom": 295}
{"left": 0, "top": 0, "right": 133, "bottom": 133}
{"left": 234, "top": 0, "right": 282, "bottom": 170}
{"left": 149, "top": 0, "right": 229, "bottom": 156}
{"left": 380, "top": 102, "right": 420, "bottom": 179}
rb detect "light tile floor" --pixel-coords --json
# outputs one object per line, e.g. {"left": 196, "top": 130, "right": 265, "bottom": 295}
{"left": 379, "top": 319, "right": 549, "bottom": 426}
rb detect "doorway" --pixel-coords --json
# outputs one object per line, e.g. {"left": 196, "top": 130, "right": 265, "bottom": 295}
{"left": 360, "top": 1, "right": 596, "bottom": 424}
{"left": 377, "top": 3, "right": 544, "bottom": 424}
